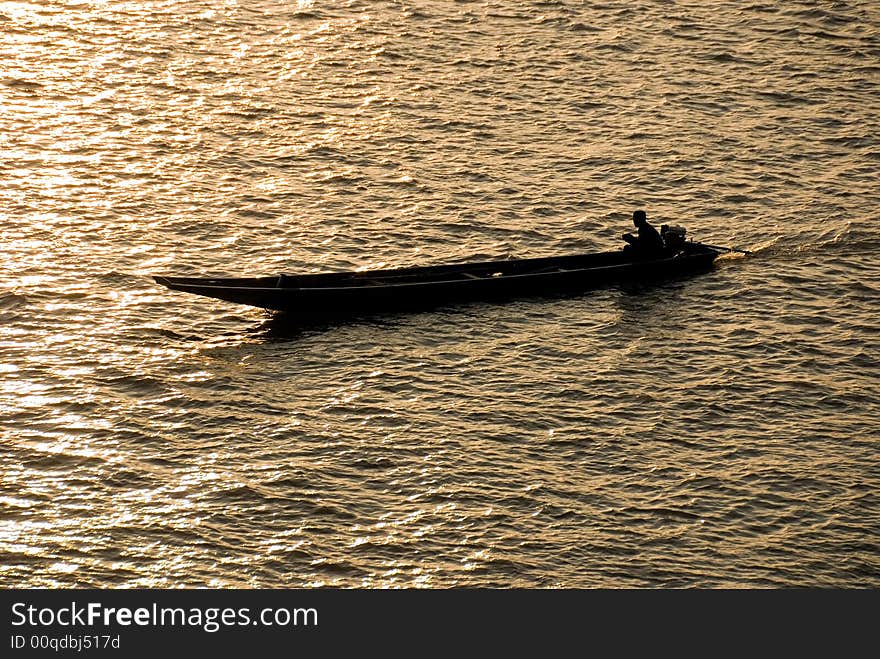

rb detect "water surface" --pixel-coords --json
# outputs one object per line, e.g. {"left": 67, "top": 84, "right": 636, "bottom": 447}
{"left": 1, "top": 0, "right": 878, "bottom": 587}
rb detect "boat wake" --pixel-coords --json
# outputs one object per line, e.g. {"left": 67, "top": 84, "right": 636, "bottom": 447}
{"left": 803, "top": 223, "right": 880, "bottom": 255}
{"left": 735, "top": 223, "right": 878, "bottom": 259}
{"left": 714, "top": 251, "right": 750, "bottom": 264}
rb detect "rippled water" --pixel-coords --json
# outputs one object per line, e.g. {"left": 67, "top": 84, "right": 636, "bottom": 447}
{"left": 1, "top": 0, "right": 878, "bottom": 587}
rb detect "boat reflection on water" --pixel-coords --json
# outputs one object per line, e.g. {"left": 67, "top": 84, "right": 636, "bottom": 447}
{"left": 249, "top": 310, "right": 401, "bottom": 342}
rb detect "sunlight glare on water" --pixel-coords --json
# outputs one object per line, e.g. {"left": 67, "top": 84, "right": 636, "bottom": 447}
{"left": 0, "top": 0, "right": 878, "bottom": 588}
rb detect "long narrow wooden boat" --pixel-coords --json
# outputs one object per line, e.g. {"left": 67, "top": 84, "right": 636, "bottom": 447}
{"left": 154, "top": 240, "right": 724, "bottom": 316}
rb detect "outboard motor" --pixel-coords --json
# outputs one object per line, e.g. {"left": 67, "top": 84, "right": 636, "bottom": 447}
{"left": 661, "top": 224, "right": 687, "bottom": 250}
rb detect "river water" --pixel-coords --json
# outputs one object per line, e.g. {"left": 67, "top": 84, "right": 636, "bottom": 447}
{"left": 1, "top": 0, "right": 878, "bottom": 587}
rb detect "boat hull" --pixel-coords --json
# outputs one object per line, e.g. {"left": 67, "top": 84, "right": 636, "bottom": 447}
{"left": 154, "top": 245, "right": 720, "bottom": 316}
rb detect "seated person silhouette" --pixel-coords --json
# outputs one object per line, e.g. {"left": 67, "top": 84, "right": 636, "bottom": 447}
{"left": 622, "top": 210, "right": 665, "bottom": 256}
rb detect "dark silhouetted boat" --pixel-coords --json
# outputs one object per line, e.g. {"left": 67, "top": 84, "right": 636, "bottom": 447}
{"left": 154, "top": 234, "right": 736, "bottom": 317}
